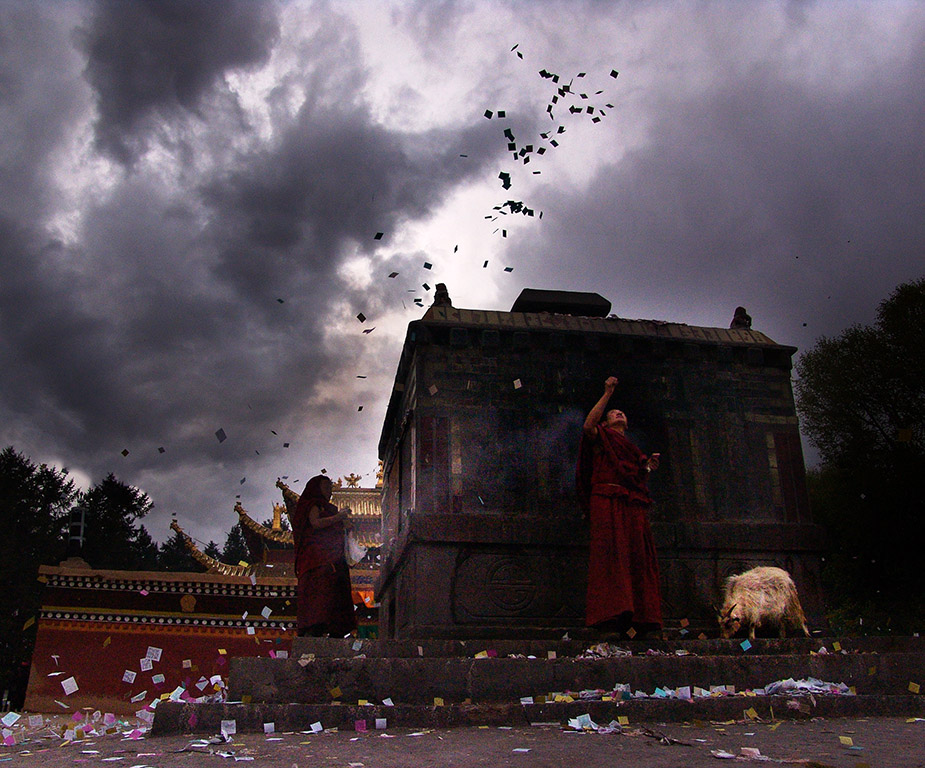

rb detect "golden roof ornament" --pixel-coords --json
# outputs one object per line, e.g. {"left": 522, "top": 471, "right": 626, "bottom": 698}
{"left": 235, "top": 501, "right": 293, "bottom": 544}
{"left": 343, "top": 472, "right": 362, "bottom": 488}
{"left": 271, "top": 502, "right": 285, "bottom": 531}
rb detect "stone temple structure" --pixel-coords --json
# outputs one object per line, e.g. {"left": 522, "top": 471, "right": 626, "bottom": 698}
{"left": 375, "top": 288, "right": 823, "bottom": 639}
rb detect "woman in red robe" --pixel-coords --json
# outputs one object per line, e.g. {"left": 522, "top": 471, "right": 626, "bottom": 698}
{"left": 577, "top": 376, "right": 663, "bottom": 634}
{"left": 292, "top": 474, "right": 357, "bottom": 637}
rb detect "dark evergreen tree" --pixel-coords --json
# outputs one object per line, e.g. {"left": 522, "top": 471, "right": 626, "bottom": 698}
{"left": 203, "top": 540, "right": 222, "bottom": 560}
{"left": 157, "top": 529, "right": 203, "bottom": 572}
{"left": 0, "top": 447, "right": 76, "bottom": 707}
{"left": 796, "top": 277, "right": 925, "bottom": 632}
{"left": 75, "top": 474, "right": 155, "bottom": 571}
{"left": 221, "top": 522, "right": 250, "bottom": 565}
{"left": 132, "top": 524, "right": 161, "bottom": 571}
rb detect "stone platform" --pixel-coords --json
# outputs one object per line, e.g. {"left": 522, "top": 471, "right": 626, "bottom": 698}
{"left": 151, "top": 636, "right": 925, "bottom": 734}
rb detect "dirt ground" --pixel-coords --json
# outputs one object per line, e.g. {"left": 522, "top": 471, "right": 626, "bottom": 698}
{"left": 0, "top": 715, "right": 923, "bottom": 767}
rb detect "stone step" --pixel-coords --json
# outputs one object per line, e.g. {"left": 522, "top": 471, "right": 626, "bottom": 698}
{"left": 152, "top": 694, "right": 925, "bottom": 735}
{"left": 229, "top": 648, "right": 924, "bottom": 706}
{"left": 289, "top": 635, "right": 923, "bottom": 659}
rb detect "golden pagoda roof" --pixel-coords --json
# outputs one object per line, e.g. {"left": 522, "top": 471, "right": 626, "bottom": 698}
{"left": 169, "top": 520, "right": 252, "bottom": 577}
{"left": 235, "top": 501, "right": 294, "bottom": 544}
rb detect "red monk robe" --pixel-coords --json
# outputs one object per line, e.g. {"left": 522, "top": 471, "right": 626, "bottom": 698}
{"left": 292, "top": 476, "right": 357, "bottom": 637}
{"left": 577, "top": 424, "right": 663, "bottom": 631}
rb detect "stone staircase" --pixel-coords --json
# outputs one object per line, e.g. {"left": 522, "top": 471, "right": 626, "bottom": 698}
{"left": 151, "top": 635, "right": 925, "bottom": 734}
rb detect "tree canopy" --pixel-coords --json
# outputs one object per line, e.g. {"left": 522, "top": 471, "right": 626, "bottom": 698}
{"left": 0, "top": 448, "right": 75, "bottom": 707}
{"left": 795, "top": 277, "right": 924, "bottom": 631}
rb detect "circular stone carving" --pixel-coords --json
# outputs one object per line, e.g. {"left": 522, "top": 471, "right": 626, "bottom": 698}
{"left": 180, "top": 594, "right": 196, "bottom": 613}
{"left": 487, "top": 558, "right": 536, "bottom": 612}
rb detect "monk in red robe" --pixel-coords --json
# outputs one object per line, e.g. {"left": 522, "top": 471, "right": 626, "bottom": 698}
{"left": 292, "top": 474, "right": 357, "bottom": 637}
{"left": 577, "top": 376, "right": 663, "bottom": 634}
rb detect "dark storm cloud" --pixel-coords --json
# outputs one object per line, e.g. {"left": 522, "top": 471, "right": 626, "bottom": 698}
{"left": 506, "top": 39, "right": 925, "bottom": 348}
{"left": 0, "top": 0, "right": 508, "bottom": 545}
{"left": 0, "top": 4, "right": 86, "bottom": 219}
{"left": 0, "top": 219, "right": 126, "bottom": 441}
{"left": 78, "top": 0, "right": 280, "bottom": 164}
{"left": 201, "top": 102, "right": 502, "bottom": 303}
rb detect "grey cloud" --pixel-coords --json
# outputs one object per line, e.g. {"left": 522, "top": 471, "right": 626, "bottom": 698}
{"left": 506, "top": 40, "right": 925, "bottom": 348}
{"left": 78, "top": 0, "right": 280, "bottom": 164}
{"left": 201, "top": 103, "right": 502, "bottom": 303}
{"left": 0, "top": 4, "right": 87, "bottom": 220}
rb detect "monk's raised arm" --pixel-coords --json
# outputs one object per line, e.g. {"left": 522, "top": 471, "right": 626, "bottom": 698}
{"left": 584, "top": 376, "right": 618, "bottom": 437}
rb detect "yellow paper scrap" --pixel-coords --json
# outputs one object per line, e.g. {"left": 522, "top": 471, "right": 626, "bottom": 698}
{"left": 22, "top": 617, "right": 35, "bottom": 631}
{"left": 680, "top": 618, "right": 689, "bottom": 628}
{"left": 37, "top": 575, "right": 48, "bottom": 583}
{"left": 832, "top": 641, "right": 842, "bottom": 651}
{"left": 769, "top": 722, "right": 781, "bottom": 731}
{"left": 547, "top": 650, "right": 556, "bottom": 659}
{"left": 218, "top": 649, "right": 227, "bottom": 655}
{"left": 434, "top": 697, "right": 444, "bottom": 707}
{"left": 358, "top": 699, "right": 368, "bottom": 706}
{"left": 238, "top": 561, "right": 249, "bottom": 567}
{"left": 849, "top": 687, "right": 857, "bottom": 695}
{"left": 102, "top": 636, "right": 111, "bottom": 647}
{"left": 839, "top": 736, "right": 854, "bottom": 746}
{"left": 329, "top": 687, "right": 342, "bottom": 699}
{"left": 474, "top": 651, "right": 488, "bottom": 659}
{"left": 909, "top": 682, "right": 921, "bottom": 694}
{"left": 869, "top": 666, "right": 877, "bottom": 676}
{"left": 242, "top": 695, "right": 252, "bottom": 704}
{"left": 625, "top": 627, "right": 637, "bottom": 639}
{"left": 617, "top": 716, "right": 629, "bottom": 725}
{"left": 744, "top": 708, "right": 759, "bottom": 720}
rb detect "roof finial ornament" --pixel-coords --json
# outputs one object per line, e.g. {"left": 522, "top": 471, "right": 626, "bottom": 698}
{"left": 730, "top": 306, "right": 752, "bottom": 330}
{"left": 432, "top": 283, "right": 453, "bottom": 308}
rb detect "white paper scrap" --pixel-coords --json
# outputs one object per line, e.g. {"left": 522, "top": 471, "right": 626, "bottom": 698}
{"left": 61, "top": 676, "right": 78, "bottom": 695}
{"left": 221, "top": 719, "right": 237, "bottom": 735}
{"left": 145, "top": 646, "right": 162, "bottom": 662}
{"left": 122, "top": 670, "right": 137, "bottom": 684}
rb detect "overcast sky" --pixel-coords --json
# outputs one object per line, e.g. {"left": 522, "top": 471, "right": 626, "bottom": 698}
{"left": 1, "top": 0, "right": 922, "bottom": 550}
